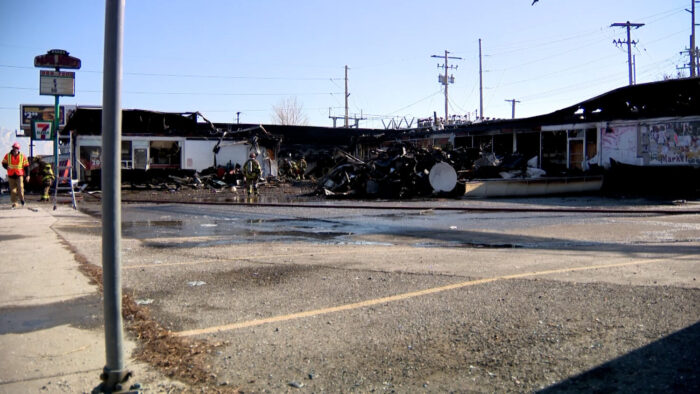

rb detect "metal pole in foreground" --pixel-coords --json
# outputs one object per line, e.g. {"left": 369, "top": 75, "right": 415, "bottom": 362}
{"left": 97, "top": 0, "right": 135, "bottom": 392}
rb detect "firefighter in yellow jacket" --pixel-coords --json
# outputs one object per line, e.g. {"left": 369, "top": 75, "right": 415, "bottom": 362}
{"left": 2, "top": 142, "right": 30, "bottom": 208}
{"left": 243, "top": 151, "right": 262, "bottom": 195}
{"left": 37, "top": 159, "right": 55, "bottom": 202}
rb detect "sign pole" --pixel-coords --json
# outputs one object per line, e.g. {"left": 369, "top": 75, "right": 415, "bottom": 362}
{"left": 29, "top": 126, "right": 34, "bottom": 159}
{"left": 34, "top": 49, "right": 80, "bottom": 209}
{"left": 52, "top": 92, "right": 60, "bottom": 210}
{"left": 54, "top": 72, "right": 60, "bottom": 182}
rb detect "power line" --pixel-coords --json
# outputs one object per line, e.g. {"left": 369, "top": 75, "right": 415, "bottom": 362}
{"left": 0, "top": 64, "right": 341, "bottom": 81}
{"left": 387, "top": 89, "right": 442, "bottom": 115}
{"left": 0, "top": 85, "right": 342, "bottom": 96}
{"left": 520, "top": 70, "right": 626, "bottom": 102}
{"left": 483, "top": 6, "right": 683, "bottom": 56}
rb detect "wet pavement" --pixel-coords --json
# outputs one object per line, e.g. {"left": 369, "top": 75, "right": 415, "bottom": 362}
{"left": 46, "top": 196, "right": 700, "bottom": 392}
{"left": 67, "top": 200, "right": 674, "bottom": 250}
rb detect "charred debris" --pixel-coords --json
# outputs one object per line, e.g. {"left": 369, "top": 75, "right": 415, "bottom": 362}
{"left": 108, "top": 115, "right": 577, "bottom": 198}
{"left": 65, "top": 110, "right": 594, "bottom": 199}
{"left": 60, "top": 78, "right": 698, "bottom": 199}
{"left": 123, "top": 139, "right": 559, "bottom": 199}
{"left": 314, "top": 144, "right": 551, "bottom": 199}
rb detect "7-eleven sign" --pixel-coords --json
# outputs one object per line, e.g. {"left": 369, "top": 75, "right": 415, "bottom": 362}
{"left": 32, "top": 120, "right": 54, "bottom": 140}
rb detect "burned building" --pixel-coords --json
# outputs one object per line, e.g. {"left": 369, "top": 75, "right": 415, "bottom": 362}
{"left": 361, "top": 78, "right": 699, "bottom": 196}
{"left": 60, "top": 78, "right": 698, "bottom": 197}
{"left": 62, "top": 108, "right": 285, "bottom": 186}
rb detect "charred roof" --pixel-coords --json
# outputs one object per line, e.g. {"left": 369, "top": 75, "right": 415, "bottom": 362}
{"left": 62, "top": 78, "right": 698, "bottom": 143}
{"left": 63, "top": 108, "right": 386, "bottom": 146}
{"left": 382, "top": 78, "right": 700, "bottom": 139}
{"left": 220, "top": 123, "right": 386, "bottom": 146}
{"left": 540, "top": 77, "right": 699, "bottom": 124}
{"left": 64, "top": 108, "right": 217, "bottom": 137}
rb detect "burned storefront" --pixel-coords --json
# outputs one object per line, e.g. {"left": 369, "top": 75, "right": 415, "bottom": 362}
{"left": 60, "top": 79, "right": 698, "bottom": 197}
{"left": 62, "top": 108, "right": 281, "bottom": 188}
{"left": 441, "top": 78, "right": 698, "bottom": 197}
{"left": 322, "top": 78, "right": 699, "bottom": 198}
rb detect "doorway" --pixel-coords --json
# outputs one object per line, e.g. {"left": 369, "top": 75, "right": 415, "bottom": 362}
{"left": 132, "top": 140, "right": 149, "bottom": 170}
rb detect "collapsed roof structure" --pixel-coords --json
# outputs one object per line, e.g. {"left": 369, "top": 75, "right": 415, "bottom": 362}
{"left": 57, "top": 78, "right": 699, "bottom": 196}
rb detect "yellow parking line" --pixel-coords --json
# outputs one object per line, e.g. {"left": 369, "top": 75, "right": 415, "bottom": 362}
{"left": 124, "top": 250, "right": 355, "bottom": 270}
{"left": 174, "top": 255, "right": 694, "bottom": 337}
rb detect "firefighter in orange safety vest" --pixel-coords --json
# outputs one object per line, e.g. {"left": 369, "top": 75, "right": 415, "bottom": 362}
{"left": 2, "top": 142, "right": 30, "bottom": 208}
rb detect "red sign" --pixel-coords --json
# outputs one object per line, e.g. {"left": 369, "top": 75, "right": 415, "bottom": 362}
{"left": 34, "top": 49, "right": 81, "bottom": 69}
{"left": 40, "top": 70, "right": 74, "bottom": 78}
{"left": 32, "top": 120, "right": 54, "bottom": 140}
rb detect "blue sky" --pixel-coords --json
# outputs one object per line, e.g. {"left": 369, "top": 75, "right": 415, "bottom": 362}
{"left": 0, "top": 0, "right": 694, "bottom": 141}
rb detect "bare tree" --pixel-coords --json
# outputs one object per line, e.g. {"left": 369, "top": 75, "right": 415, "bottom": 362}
{"left": 271, "top": 97, "right": 309, "bottom": 126}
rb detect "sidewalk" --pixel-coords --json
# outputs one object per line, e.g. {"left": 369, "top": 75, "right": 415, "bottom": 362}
{"left": 0, "top": 199, "right": 181, "bottom": 393}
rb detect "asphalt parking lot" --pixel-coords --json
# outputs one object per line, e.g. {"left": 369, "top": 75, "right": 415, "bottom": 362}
{"left": 53, "top": 197, "right": 700, "bottom": 392}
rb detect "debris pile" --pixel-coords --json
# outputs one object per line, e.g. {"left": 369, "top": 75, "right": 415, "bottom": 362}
{"left": 315, "top": 143, "right": 561, "bottom": 199}
{"left": 120, "top": 167, "right": 247, "bottom": 192}
{"left": 316, "top": 144, "right": 480, "bottom": 198}
{"left": 472, "top": 153, "right": 546, "bottom": 179}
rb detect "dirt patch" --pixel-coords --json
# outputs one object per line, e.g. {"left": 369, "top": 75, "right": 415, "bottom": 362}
{"left": 60, "top": 237, "right": 239, "bottom": 393}
{"left": 0, "top": 234, "right": 27, "bottom": 241}
{"left": 210, "top": 264, "right": 315, "bottom": 288}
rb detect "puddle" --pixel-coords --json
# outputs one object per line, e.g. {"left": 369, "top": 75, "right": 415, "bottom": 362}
{"left": 67, "top": 205, "right": 558, "bottom": 250}
{"left": 123, "top": 220, "right": 184, "bottom": 228}
{"left": 144, "top": 229, "right": 352, "bottom": 248}
{"left": 413, "top": 241, "right": 523, "bottom": 249}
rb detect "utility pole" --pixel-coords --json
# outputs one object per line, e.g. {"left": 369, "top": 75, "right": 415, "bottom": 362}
{"left": 687, "top": 1, "right": 698, "bottom": 77}
{"left": 611, "top": 21, "right": 644, "bottom": 85}
{"left": 478, "top": 39, "right": 484, "bottom": 120}
{"left": 431, "top": 50, "right": 461, "bottom": 123}
{"left": 344, "top": 65, "right": 349, "bottom": 128}
{"left": 505, "top": 99, "right": 520, "bottom": 119}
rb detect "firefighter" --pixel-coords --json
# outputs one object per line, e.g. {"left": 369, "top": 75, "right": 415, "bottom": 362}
{"left": 298, "top": 156, "right": 307, "bottom": 180}
{"left": 2, "top": 142, "right": 30, "bottom": 208}
{"left": 243, "top": 151, "right": 262, "bottom": 195}
{"left": 37, "top": 159, "right": 55, "bottom": 202}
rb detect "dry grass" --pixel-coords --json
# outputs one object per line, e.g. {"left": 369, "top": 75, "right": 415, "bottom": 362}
{"left": 71, "top": 243, "right": 239, "bottom": 393}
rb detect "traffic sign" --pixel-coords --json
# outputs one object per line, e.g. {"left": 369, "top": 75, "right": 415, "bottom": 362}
{"left": 34, "top": 49, "right": 81, "bottom": 69}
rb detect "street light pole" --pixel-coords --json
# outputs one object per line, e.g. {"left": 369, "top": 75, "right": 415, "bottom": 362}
{"left": 97, "top": 0, "right": 138, "bottom": 392}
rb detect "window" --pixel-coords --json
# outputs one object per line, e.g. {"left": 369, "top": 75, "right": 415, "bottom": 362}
{"left": 121, "top": 141, "right": 132, "bottom": 169}
{"left": 149, "top": 140, "right": 181, "bottom": 168}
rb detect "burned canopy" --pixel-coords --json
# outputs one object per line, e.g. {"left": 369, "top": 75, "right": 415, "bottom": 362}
{"left": 63, "top": 108, "right": 218, "bottom": 137}
{"left": 541, "top": 78, "right": 700, "bottom": 124}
